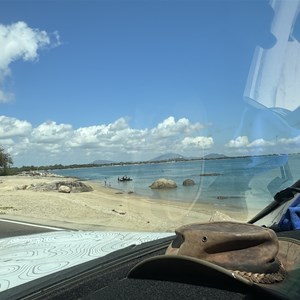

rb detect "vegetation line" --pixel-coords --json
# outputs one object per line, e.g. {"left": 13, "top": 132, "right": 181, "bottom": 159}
{"left": 0, "top": 145, "right": 293, "bottom": 176}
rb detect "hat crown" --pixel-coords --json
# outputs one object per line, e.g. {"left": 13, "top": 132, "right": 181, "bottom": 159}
{"left": 167, "top": 222, "right": 280, "bottom": 274}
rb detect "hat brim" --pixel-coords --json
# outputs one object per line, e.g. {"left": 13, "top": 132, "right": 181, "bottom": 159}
{"left": 128, "top": 238, "right": 300, "bottom": 299}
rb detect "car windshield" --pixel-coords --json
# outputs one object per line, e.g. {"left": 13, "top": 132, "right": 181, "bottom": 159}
{"left": 1, "top": 0, "right": 300, "bottom": 297}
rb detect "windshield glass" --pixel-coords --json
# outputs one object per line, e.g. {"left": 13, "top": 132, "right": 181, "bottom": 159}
{"left": 1, "top": 0, "right": 300, "bottom": 229}
{"left": 1, "top": 0, "right": 300, "bottom": 294}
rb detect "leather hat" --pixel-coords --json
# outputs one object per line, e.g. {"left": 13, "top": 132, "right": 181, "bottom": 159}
{"left": 129, "top": 222, "right": 300, "bottom": 299}
{"left": 166, "top": 222, "right": 285, "bottom": 282}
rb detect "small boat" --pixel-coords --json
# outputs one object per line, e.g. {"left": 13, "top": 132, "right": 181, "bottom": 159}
{"left": 118, "top": 176, "right": 133, "bottom": 182}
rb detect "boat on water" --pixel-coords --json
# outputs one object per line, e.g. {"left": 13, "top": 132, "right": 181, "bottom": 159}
{"left": 118, "top": 176, "right": 133, "bottom": 182}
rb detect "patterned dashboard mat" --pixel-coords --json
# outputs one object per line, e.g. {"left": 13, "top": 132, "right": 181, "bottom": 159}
{"left": 0, "top": 230, "right": 173, "bottom": 292}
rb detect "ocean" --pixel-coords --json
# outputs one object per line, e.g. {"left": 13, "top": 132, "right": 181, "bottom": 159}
{"left": 52, "top": 154, "right": 300, "bottom": 213}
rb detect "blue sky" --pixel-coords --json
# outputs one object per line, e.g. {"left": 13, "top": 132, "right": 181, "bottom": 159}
{"left": 1, "top": 0, "right": 300, "bottom": 166}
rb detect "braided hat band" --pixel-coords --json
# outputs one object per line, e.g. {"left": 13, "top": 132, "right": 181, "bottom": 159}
{"left": 232, "top": 262, "right": 286, "bottom": 284}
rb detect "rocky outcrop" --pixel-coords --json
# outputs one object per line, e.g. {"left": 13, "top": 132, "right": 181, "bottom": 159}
{"left": 54, "top": 181, "right": 93, "bottom": 193}
{"left": 16, "top": 180, "right": 93, "bottom": 193}
{"left": 183, "top": 179, "right": 195, "bottom": 186}
{"left": 18, "top": 171, "right": 64, "bottom": 178}
{"left": 149, "top": 178, "right": 177, "bottom": 189}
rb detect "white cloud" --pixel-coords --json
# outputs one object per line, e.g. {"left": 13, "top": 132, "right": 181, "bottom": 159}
{"left": 224, "top": 135, "right": 290, "bottom": 157}
{"left": 68, "top": 125, "right": 107, "bottom": 148}
{"left": 225, "top": 136, "right": 292, "bottom": 152}
{"left": 182, "top": 136, "right": 214, "bottom": 149}
{"left": 151, "top": 116, "right": 203, "bottom": 138}
{"left": 108, "top": 117, "right": 128, "bottom": 131}
{"left": 277, "top": 136, "right": 300, "bottom": 145}
{"left": 0, "top": 21, "right": 60, "bottom": 102}
{"left": 226, "top": 136, "right": 280, "bottom": 150}
{"left": 0, "top": 89, "right": 13, "bottom": 103}
{"left": 67, "top": 118, "right": 148, "bottom": 151}
{"left": 2, "top": 114, "right": 300, "bottom": 166}
{"left": 0, "top": 138, "right": 14, "bottom": 145}
{"left": 248, "top": 139, "right": 275, "bottom": 148}
{"left": 0, "top": 115, "right": 215, "bottom": 166}
{"left": 31, "top": 121, "right": 73, "bottom": 143}
{"left": 226, "top": 136, "right": 250, "bottom": 148}
{"left": 0, "top": 115, "right": 32, "bottom": 138}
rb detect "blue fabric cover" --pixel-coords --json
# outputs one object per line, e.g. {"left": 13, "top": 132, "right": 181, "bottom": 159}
{"left": 278, "top": 195, "right": 300, "bottom": 231}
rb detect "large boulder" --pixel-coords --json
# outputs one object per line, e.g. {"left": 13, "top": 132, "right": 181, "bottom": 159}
{"left": 183, "top": 179, "right": 195, "bottom": 186}
{"left": 149, "top": 178, "right": 177, "bottom": 189}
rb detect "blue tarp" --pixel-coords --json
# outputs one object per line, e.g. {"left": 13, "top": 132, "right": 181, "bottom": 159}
{"left": 278, "top": 195, "right": 300, "bottom": 231}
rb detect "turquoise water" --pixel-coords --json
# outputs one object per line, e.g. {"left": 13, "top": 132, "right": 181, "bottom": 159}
{"left": 53, "top": 154, "right": 300, "bottom": 211}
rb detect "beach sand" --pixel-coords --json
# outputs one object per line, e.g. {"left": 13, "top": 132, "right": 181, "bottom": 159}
{"left": 0, "top": 175, "right": 257, "bottom": 232}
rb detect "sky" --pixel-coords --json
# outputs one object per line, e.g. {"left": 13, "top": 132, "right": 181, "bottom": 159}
{"left": 1, "top": 0, "right": 300, "bottom": 167}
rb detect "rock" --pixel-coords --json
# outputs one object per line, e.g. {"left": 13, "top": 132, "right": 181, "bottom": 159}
{"left": 15, "top": 180, "right": 93, "bottom": 193}
{"left": 15, "top": 184, "right": 28, "bottom": 190}
{"left": 58, "top": 185, "right": 71, "bottom": 193}
{"left": 18, "top": 171, "right": 64, "bottom": 178}
{"left": 149, "top": 178, "right": 177, "bottom": 189}
{"left": 55, "top": 181, "right": 93, "bottom": 193}
{"left": 27, "top": 182, "right": 57, "bottom": 191}
{"left": 183, "top": 179, "right": 195, "bottom": 186}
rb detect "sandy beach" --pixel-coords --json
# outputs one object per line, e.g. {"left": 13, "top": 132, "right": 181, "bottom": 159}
{"left": 0, "top": 175, "right": 254, "bottom": 232}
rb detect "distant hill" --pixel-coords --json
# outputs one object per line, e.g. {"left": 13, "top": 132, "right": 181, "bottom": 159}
{"left": 91, "top": 159, "right": 115, "bottom": 165}
{"left": 149, "top": 153, "right": 186, "bottom": 162}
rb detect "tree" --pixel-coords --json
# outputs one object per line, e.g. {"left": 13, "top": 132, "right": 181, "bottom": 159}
{"left": 0, "top": 147, "right": 13, "bottom": 175}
